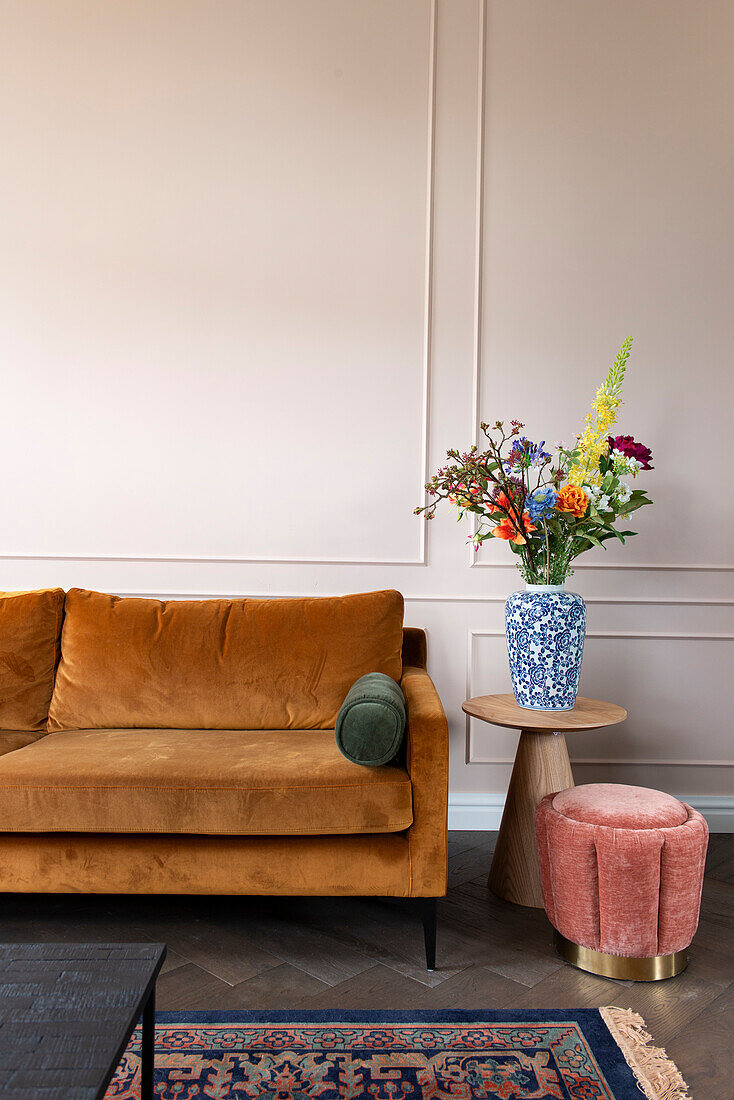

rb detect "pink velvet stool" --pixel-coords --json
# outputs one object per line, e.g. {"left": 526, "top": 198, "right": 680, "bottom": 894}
{"left": 535, "top": 783, "right": 708, "bottom": 980}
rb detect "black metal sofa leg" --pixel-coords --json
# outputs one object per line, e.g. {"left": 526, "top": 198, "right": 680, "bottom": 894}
{"left": 418, "top": 898, "right": 438, "bottom": 971}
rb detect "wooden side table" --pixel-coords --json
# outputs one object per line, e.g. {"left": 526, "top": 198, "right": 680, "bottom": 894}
{"left": 462, "top": 694, "right": 627, "bottom": 908}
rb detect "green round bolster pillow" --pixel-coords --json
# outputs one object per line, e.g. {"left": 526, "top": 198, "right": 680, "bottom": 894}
{"left": 335, "top": 672, "right": 406, "bottom": 766}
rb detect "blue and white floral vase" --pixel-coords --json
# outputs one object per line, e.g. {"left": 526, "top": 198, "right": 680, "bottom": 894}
{"left": 505, "top": 584, "right": 586, "bottom": 711}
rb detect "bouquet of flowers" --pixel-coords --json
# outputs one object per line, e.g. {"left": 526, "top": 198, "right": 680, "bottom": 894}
{"left": 416, "top": 338, "right": 653, "bottom": 585}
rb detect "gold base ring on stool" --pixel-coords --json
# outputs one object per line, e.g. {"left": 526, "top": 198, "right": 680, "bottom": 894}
{"left": 554, "top": 931, "right": 688, "bottom": 981}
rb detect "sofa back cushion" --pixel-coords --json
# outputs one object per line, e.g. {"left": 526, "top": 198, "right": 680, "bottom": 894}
{"left": 48, "top": 588, "right": 404, "bottom": 731}
{"left": 0, "top": 589, "right": 65, "bottom": 730}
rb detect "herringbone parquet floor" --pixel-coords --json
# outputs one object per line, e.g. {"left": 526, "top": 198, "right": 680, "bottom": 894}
{"left": 2, "top": 831, "right": 733, "bottom": 1098}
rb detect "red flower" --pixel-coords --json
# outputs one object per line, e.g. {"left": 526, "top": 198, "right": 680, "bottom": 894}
{"left": 608, "top": 435, "right": 653, "bottom": 470}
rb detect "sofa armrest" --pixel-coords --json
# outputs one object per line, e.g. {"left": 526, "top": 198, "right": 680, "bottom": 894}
{"left": 400, "top": 664, "right": 448, "bottom": 897}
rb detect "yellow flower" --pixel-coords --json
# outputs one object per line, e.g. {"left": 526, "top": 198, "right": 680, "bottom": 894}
{"left": 567, "top": 338, "right": 633, "bottom": 487}
{"left": 568, "top": 389, "right": 620, "bottom": 486}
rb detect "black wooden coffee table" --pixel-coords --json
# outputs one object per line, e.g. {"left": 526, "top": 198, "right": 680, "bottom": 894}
{"left": 0, "top": 942, "right": 166, "bottom": 1099}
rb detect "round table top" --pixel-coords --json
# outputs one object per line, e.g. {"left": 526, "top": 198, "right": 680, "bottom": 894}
{"left": 462, "top": 694, "right": 627, "bottom": 732}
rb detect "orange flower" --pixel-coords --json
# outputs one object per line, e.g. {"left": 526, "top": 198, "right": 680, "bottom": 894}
{"left": 491, "top": 498, "right": 536, "bottom": 545}
{"left": 555, "top": 485, "right": 589, "bottom": 518}
{"left": 488, "top": 491, "right": 513, "bottom": 515}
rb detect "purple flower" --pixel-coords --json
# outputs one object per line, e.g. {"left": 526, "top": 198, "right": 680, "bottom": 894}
{"left": 505, "top": 437, "right": 551, "bottom": 473}
{"left": 493, "top": 477, "right": 525, "bottom": 506}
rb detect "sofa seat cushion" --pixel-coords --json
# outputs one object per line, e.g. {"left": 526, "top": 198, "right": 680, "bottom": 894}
{"left": 0, "top": 729, "right": 413, "bottom": 836}
{"left": 0, "top": 731, "right": 48, "bottom": 758}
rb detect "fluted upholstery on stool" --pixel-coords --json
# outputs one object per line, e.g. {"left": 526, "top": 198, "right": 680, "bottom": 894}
{"left": 535, "top": 783, "right": 708, "bottom": 980}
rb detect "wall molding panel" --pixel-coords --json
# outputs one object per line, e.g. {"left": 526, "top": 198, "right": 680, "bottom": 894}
{"left": 108, "top": 592, "right": 734, "bottom": 607}
{"left": 466, "top": 0, "right": 732, "bottom": 577}
{"left": 465, "top": 628, "right": 734, "bottom": 768}
{"left": 471, "top": 560, "right": 734, "bottom": 572}
{"left": 417, "top": 0, "right": 438, "bottom": 568}
{"left": 467, "top": 0, "right": 487, "bottom": 567}
{"left": 0, "top": 0, "right": 438, "bottom": 569}
{"left": 2, "top": 556, "right": 732, "bottom": 570}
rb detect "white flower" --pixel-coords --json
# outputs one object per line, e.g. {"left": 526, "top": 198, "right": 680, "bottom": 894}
{"left": 615, "top": 452, "right": 643, "bottom": 477}
{"left": 596, "top": 494, "right": 611, "bottom": 511}
{"left": 586, "top": 483, "right": 600, "bottom": 499}
{"left": 615, "top": 482, "right": 631, "bottom": 504}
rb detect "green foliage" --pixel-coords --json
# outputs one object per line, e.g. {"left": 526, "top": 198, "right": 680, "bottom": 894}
{"left": 604, "top": 335, "right": 633, "bottom": 399}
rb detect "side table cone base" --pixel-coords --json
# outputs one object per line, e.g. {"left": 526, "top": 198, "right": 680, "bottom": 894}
{"left": 488, "top": 730, "right": 573, "bottom": 908}
{"left": 554, "top": 932, "right": 688, "bottom": 981}
{"left": 462, "top": 695, "right": 627, "bottom": 910}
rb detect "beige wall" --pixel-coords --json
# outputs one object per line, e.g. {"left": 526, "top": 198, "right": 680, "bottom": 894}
{"left": 1, "top": 1, "right": 732, "bottom": 824}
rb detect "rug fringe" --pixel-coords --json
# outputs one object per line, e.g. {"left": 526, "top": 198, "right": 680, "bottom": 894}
{"left": 600, "top": 1006, "right": 691, "bottom": 1100}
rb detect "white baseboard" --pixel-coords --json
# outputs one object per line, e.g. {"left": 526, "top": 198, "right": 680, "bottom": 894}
{"left": 448, "top": 793, "right": 734, "bottom": 833}
{"left": 448, "top": 794, "right": 506, "bottom": 831}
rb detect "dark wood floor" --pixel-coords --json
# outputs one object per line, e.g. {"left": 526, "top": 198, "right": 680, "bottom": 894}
{"left": 2, "top": 831, "right": 733, "bottom": 1098}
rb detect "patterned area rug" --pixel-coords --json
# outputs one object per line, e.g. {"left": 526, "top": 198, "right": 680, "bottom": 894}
{"left": 105, "top": 1009, "right": 690, "bottom": 1100}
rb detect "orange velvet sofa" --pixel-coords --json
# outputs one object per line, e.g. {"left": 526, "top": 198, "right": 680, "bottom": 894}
{"left": 0, "top": 587, "right": 448, "bottom": 967}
